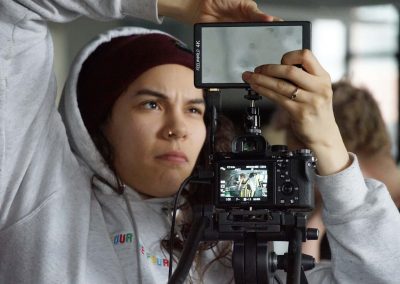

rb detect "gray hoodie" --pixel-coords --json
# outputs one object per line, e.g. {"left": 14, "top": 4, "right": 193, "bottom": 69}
{"left": 1, "top": 1, "right": 400, "bottom": 283}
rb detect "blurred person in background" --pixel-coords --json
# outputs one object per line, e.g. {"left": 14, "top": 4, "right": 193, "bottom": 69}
{"left": 267, "top": 79, "right": 400, "bottom": 261}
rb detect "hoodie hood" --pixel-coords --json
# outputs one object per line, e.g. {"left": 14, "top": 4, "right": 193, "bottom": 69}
{"left": 58, "top": 26, "right": 190, "bottom": 193}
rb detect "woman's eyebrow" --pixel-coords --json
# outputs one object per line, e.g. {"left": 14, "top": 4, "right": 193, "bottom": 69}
{"left": 135, "top": 89, "right": 168, "bottom": 99}
{"left": 135, "top": 89, "right": 205, "bottom": 105}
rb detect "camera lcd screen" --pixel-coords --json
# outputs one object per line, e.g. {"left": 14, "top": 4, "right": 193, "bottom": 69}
{"left": 217, "top": 162, "right": 274, "bottom": 206}
{"left": 194, "top": 22, "right": 311, "bottom": 88}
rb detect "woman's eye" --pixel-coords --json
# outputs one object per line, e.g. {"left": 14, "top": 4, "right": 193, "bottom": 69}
{"left": 143, "top": 101, "right": 160, "bottom": 110}
{"left": 188, "top": 107, "right": 203, "bottom": 115}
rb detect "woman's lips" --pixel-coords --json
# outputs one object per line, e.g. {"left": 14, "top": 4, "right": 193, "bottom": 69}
{"left": 156, "top": 151, "right": 188, "bottom": 163}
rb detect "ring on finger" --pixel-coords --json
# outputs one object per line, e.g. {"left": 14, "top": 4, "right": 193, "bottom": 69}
{"left": 290, "top": 87, "right": 300, "bottom": 100}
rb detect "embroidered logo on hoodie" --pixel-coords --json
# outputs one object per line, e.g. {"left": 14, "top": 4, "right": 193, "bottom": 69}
{"left": 111, "top": 232, "right": 170, "bottom": 267}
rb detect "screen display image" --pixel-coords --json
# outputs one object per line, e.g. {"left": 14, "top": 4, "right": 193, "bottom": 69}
{"left": 218, "top": 164, "right": 271, "bottom": 204}
{"left": 194, "top": 22, "right": 311, "bottom": 88}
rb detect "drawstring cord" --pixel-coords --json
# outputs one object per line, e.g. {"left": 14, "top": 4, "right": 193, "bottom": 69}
{"left": 90, "top": 174, "right": 142, "bottom": 284}
{"left": 122, "top": 191, "right": 143, "bottom": 284}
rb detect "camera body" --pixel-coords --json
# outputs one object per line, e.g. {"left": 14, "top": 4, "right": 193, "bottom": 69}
{"left": 214, "top": 143, "right": 315, "bottom": 211}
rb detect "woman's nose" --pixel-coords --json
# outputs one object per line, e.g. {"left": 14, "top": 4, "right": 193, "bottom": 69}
{"left": 163, "top": 113, "right": 188, "bottom": 139}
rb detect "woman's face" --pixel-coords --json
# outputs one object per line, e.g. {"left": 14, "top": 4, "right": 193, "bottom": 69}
{"left": 103, "top": 64, "right": 206, "bottom": 197}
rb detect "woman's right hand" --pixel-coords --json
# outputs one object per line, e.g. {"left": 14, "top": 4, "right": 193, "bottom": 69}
{"left": 242, "top": 50, "right": 351, "bottom": 176}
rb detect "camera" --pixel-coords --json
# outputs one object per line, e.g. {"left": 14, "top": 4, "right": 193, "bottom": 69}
{"left": 170, "top": 22, "right": 318, "bottom": 284}
{"left": 214, "top": 145, "right": 315, "bottom": 211}
{"left": 195, "top": 92, "right": 317, "bottom": 281}
{"left": 192, "top": 21, "right": 315, "bottom": 212}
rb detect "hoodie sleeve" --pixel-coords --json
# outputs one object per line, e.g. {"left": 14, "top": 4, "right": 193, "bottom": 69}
{"left": 306, "top": 153, "right": 400, "bottom": 283}
{"left": 0, "top": 0, "right": 159, "bottom": 228}
{"left": 13, "top": 0, "right": 161, "bottom": 22}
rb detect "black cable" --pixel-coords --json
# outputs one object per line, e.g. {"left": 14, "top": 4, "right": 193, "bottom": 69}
{"left": 167, "top": 170, "right": 213, "bottom": 280}
{"left": 168, "top": 216, "right": 210, "bottom": 284}
{"left": 274, "top": 275, "right": 284, "bottom": 284}
{"left": 168, "top": 175, "right": 195, "bottom": 280}
{"left": 300, "top": 267, "right": 309, "bottom": 284}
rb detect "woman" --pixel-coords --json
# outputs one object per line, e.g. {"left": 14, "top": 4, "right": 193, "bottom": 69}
{"left": 1, "top": 0, "right": 400, "bottom": 283}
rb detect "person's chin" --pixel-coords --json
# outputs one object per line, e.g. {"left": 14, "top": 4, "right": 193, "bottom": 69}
{"left": 161, "top": 174, "right": 189, "bottom": 194}
{"left": 147, "top": 186, "right": 180, "bottom": 198}
{"left": 158, "top": 164, "right": 193, "bottom": 179}
{"left": 143, "top": 166, "right": 193, "bottom": 196}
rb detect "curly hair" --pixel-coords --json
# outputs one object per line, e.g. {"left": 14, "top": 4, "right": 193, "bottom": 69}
{"left": 161, "top": 114, "right": 237, "bottom": 283}
{"left": 331, "top": 80, "right": 391, "bottom": 157}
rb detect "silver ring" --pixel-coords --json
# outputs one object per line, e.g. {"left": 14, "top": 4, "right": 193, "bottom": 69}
{"left": 168, "top": 130, "right": 174, "bottom": 137}
{"left": 290, "top": 87, "right": 299, "bottom": 100}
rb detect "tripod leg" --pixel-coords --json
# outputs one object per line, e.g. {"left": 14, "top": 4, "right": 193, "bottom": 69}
{"left": 244, "top": 233, "right": 257, "bottom": 283}
{"left": 233, "top": 233, "right": 276, "bottom": 284}
{"left": 233, "top": 233, "right": 258, "bottom": 284}
{"left": 256, "top": 239, "right": 274, "bottom": 284}
{"left": 286, "top": 228, "right": 303, "bottom": 284}
{"left": 233, "top": 240, "right": 245, "bottom": 284}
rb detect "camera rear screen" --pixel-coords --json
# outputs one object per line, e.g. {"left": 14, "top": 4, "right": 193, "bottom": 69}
{"left": 218, "top": 163, "right": 272, "bottom": 206}
{"left": 194, "top": 22, "right": 311, "bottom": 88}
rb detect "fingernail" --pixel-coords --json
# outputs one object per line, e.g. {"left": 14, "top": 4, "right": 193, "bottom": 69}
{"left": 242, "top": 71, "right": 253, "bottom": 81}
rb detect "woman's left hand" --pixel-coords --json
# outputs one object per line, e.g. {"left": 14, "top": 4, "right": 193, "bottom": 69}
{"left": 242, "top": 50, "right": 350, "bottom": 175}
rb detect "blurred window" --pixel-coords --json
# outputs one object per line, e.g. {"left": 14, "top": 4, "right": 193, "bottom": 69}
{"left": 312, "top": 5, "right": 399, "bottom": 158}
{"left": 312, "top": 19, "right": 346, "bottom": 82}
{"left": 349, "top": 5, "right": 399, "bottom": 158}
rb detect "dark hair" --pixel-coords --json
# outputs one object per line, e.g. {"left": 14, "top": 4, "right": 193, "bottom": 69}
{"left": 332, "top": 80, "right": 391, "bottom": 157}
{"left": 161, "top": 114, "right": 237, "bottom": 282}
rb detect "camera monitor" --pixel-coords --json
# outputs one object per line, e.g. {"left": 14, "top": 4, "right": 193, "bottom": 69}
{"left": 217, "top": 161, "right": 274, "bottom": 207}
{"left": 194, "top": 21, "right": 311, "bottom": 88}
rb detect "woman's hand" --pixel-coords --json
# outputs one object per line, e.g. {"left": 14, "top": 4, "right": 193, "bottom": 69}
{"left": 158, "top": 0, "right": 276, "bottom": 24}
{"left": 242, "top": 50, "right": 351, "bottom": 175}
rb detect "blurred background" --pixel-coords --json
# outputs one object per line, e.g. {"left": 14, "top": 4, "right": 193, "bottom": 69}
{"left": 49, "top": 0, "right": 400, "bottom": 161}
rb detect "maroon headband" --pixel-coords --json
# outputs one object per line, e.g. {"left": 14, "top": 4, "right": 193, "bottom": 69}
{"left": 77, "top": 33, "right": 194, "bottom": 135}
